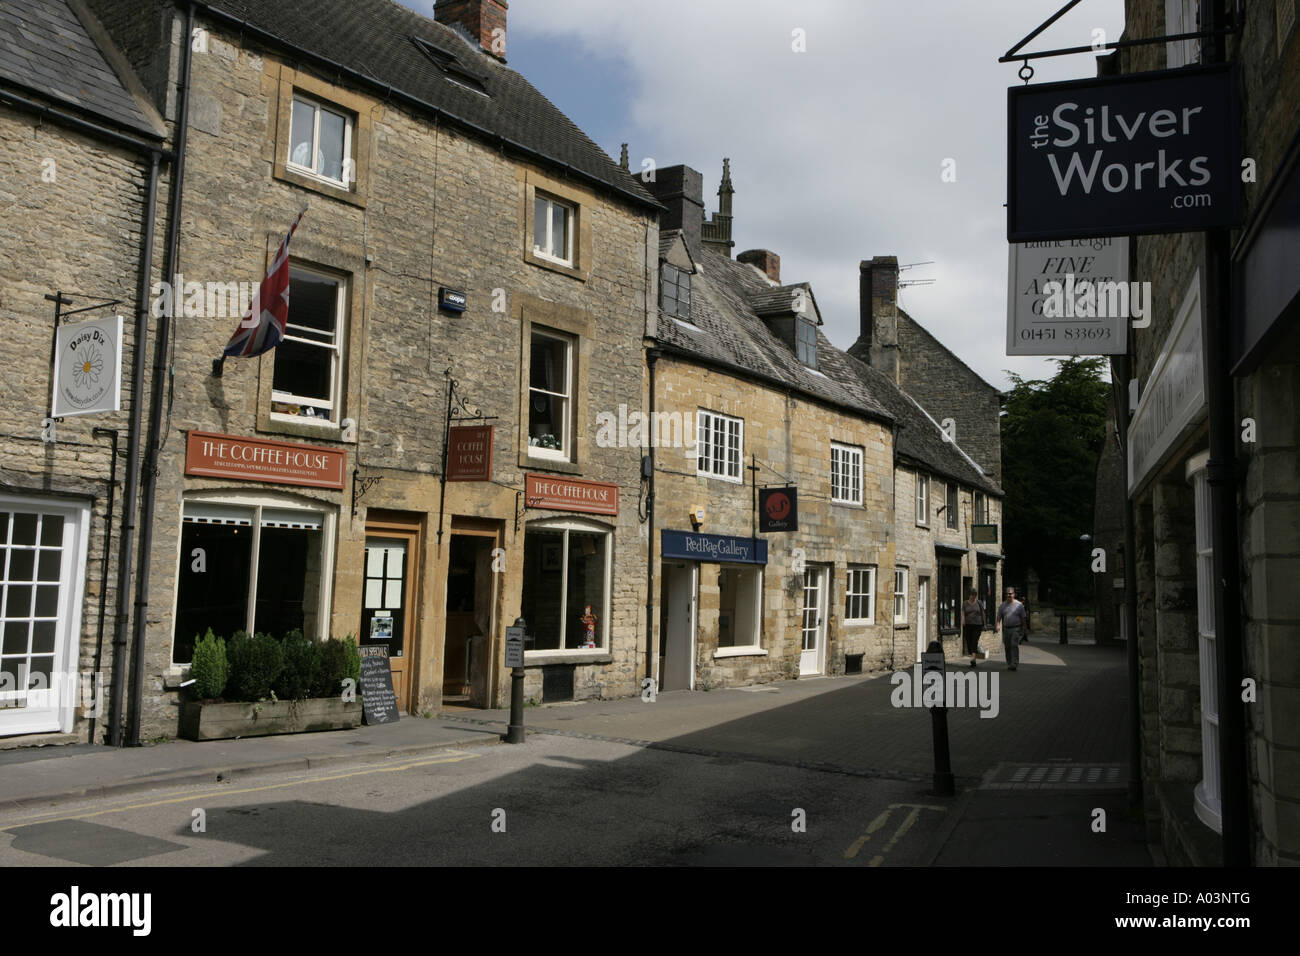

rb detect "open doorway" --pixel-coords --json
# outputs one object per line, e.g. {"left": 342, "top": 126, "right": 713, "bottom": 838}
{"left": 659, "top": 561, "right": 696, "bottom": 691}
{"left": 443, "top": 530, "right": 497, "bottom": 707}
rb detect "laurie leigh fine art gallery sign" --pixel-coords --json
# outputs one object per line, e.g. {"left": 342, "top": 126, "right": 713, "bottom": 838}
{"left": 1008, "top": 65, "right": 1241, "bottom": 241}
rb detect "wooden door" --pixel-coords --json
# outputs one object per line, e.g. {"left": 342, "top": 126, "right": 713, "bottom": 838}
{"left": 361, "top": 515, "right": 421, "bottom": 714}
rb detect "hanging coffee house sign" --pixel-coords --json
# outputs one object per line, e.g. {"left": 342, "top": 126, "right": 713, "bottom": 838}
{"left": 1008, "top": 65, "right": 1241, "bottom": 241}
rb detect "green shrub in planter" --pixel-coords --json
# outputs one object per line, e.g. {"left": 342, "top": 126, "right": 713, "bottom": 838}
{"left": 275, "top": 630, "right": 319, "bottom": 701}
{"left": 190, "top": 629, "right": 228, "bottom": 700}
{"left": 311, "top": 637, "right": 349, "bottom": 698}
{"left": 226, "top": 631, "right": 284, "bottom": 702}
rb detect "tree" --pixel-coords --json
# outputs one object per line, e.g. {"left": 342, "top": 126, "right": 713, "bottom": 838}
{"left": 1001, "top": 357, "right": 1110, "bottom": 607}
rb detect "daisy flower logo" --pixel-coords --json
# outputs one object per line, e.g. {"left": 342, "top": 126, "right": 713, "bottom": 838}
{"left": 72, "top": 343, "right": 104, "bottom": 390}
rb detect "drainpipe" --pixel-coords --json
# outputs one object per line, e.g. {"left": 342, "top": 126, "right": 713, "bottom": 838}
{"left": 88, "top": 427, "right": 119, "bottom": 745}
{"left": 645, "top": 348, "right": 660, "bottom": 690}
{"left": 1113, "top": 353, "right": 1142, "bottom": 809}
{"left": 127, "top": 0, "right": 196, "bottom": 745}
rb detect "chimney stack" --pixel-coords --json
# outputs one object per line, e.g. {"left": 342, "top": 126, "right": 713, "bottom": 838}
{"left": 852, "top": 256, "right": 900, "bottom": 383}
{"left": 645, "top": 165, "right": 704, "bottom": 259}
{"left": 738, "top": 249, "right": 780, "bottom": 283}
{"left": 435, "top": 0, "right": 508, "bottom": 60}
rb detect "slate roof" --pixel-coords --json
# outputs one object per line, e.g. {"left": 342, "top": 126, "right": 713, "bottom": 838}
{"left": 655, "top": 245, "right": 1001, "bottom": 496}
{"left": 0, "top": 0, "right": 164, "bottom": 137}
{"left": 832, "top": 350, "right": 1003, "bottom": 496}
{"left": 655, "top": 246, "right": 892, "bottom": 425}
{"left": 196, "top": 0, "right": 658, "bottom": 210}
{"left": 898, "top": 307, "right": 1005, "bottom": 398}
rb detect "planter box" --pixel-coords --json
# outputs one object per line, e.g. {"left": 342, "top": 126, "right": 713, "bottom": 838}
{"left": 179, "top": 698, "right": 362, "bottom": 741}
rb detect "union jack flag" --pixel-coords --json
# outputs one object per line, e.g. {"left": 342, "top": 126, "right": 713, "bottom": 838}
{"left": 220, "top": 207, "right": 307, "bottom": 360}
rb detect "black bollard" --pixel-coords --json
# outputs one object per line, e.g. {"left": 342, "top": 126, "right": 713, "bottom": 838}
{"left": 1059, "top": 611, "right": 1068, "bottom": 645}
{"left": 505, "top": 617, "right": 527, "bottom": 744}
{"left": 924, "top": 640, "right": 955, "bottom": 796}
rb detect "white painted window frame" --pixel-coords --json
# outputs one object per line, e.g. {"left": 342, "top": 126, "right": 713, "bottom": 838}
{"left": 696, "top": 409, "right": 743, "bottom": 483}
{"left": 533, "top": 193, "right": 575, "bottom": 266}
{"left": 845, "top": 564, "right": 877, "bottom": 624}
{"left": 831, "top": 441, "right": 863, "bottom": 505}
{"left": 287, "top": 93, "right": 354, "bottom": 187}
{"left": 522, "top": 517, "right": 613, "bottom": 656}
{"left": 270, "top": 264, "right": 346, "bottom": 427}
{"left": 893, "top": 567, "right": 909, "bottom": 625}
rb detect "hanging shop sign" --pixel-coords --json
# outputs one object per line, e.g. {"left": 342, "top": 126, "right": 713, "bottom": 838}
{"left": 758, "top": 487, "right": 798, "bottom": 532}
{"left": 971, "top": 524, "right": 999, "bottom": 545}
{"left": 661, "top": 530, "right": 767, "bottom": 565}
{"left": 1128, "top": 271, "right": 1207, "bottom": 496}
{"left": 52, "top": 314, "right": 123, "bottom": 417}
{"left": 1006, "top": 238, "right": 1128, "bottom": 355}
{"left": 185, "top": 431, "right": 346, "bottom": 489}
{"left": 525, "top": 474, "right": 619, "bottom": 516}
{"left": 446, "top": 425, "right": 493, "bottom": 481}
{"left": 1008, "top": 65, "right": 1241, "bottom": 241}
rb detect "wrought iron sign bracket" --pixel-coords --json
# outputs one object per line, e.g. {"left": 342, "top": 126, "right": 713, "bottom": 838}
{"left": 352, "top": 467, "right": 382, "bottom": 518}
{"left": 437, "top": 367, "right": 499, "bottom": 548}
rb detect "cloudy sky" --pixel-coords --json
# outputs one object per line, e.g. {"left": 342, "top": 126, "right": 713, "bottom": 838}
{"left": 407, "top": 0, "right": 1126, "bottom": 392}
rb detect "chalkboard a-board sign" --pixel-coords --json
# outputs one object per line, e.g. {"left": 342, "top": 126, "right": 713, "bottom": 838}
{"left": 359, "top": 654, "right": 400, "bottom": 725}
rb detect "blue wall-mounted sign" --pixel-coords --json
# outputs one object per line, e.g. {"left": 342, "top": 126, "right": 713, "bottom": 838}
{"left": 661, "top": 530, "right": 767, "bottom": 565}
{"left": 439, "top": 287, "right": 467, "bottom": 313}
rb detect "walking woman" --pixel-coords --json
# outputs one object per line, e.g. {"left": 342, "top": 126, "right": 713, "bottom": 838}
{"left": 962, "top": 588, "right": 986, "bottom": 667}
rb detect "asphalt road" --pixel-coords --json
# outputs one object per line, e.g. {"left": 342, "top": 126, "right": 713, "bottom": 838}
{"left": 0, "top": 735, "right": 955, "bottom": 866}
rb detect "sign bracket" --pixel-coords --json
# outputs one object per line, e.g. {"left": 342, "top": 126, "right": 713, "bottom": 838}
{"left": 437, "top": 367, "right": 499, "bottom": 548}
{"left": 351, "top": 468, "right": 382, "bottom": 518}
{"left": 44, "top": 291, "right": 122, "bottom": 426}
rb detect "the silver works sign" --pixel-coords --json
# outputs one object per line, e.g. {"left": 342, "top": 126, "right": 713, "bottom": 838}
{"left": 1008, "top": 65, "right": 1240, "bottom": 241}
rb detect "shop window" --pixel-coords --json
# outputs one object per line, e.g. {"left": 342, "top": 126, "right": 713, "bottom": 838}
{"left": 831, "top": 442, "right": 863, "bottom": 504}
{"left": 846, "top": 564, "right": 876, "bottom": 623}
{"left": 946, "top": 482, "right": 959, "bottom": 529}
{"left": 717, "top": 564, "right": 762, "bottom": 648}
{"left": 697, "top": 409, "right": 743, "bottom": 482}
{"left": 271, "top": 266, "right": 345, "bottom": 424}
{"left": 533, "top": 193, "right": 574, "bottom": 265}
{"left": 893, "top": 567, "right": 908, "bottom": 624}
{"left": 660, "top": 263, "right": 691, "bottom": 319}
{"left": 1188, "top": 453, "right": 1221, "bottom": 833}
{"left": 916, "top": 474, "right": 929, "bottom": 526}
{"left": 288, "top": 93, "right": 354, "bottom": 186}
{"left": 938, "top": 564, "right": 961, "bottom": 632}
{"left": 520, "top": 520, "right": 611, "bottom": 653}
{"left": 172, "top": 499, "right": 332, "bottom": 665}
{"left": 528, "top": 328, "right": 573, "bottom": 459}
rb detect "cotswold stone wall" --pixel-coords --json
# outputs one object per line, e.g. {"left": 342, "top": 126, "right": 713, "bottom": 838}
{"left": 896, "top": 314, "right": 1003, "bottom": 486}
{"left": 654, "top": 358, "right": 895, "bottom": 684}
{"left": 0, "top": 105, "right": 160, "bottom": 742}
{"left": 121, "top": 13, "right": 653, "bottom": 733}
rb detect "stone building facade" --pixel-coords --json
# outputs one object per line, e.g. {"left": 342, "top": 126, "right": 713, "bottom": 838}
{"left": 1119, "top": 0, "right": 1300, "bottom": 865}
{"left": 76, "top": 0, "right": 658, "bottom": 736}
{"left": 644, "top": 164, "right": 1002, "bottom": 691}
{"left": 0, "top": 0, "right": 168, "bottom": 742}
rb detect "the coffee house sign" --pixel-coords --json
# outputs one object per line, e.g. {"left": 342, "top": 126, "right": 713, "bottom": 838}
{"left": 1008, "top": 65, "right": 1240, "bottom": 240}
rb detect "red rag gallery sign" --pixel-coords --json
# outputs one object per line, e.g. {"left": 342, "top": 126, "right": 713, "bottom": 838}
{"left": 184, "top": 431, "right": 346, "bottom": 489}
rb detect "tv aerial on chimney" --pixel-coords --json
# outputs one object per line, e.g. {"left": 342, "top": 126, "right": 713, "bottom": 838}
{"left": 898, "top": 260, "right": 936, "bottom": 290}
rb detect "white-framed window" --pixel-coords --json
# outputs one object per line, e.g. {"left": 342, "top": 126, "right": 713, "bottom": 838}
{"left": 171, "top": 493, "right": 336, "bottom": 665}
{"left": 796, "top": 319, "right": 817, "bottom": 367}
{"left": 697, "top": 409, "right": 743, "bottom": 482}
{"left": 533, "top": 193, "right": 574, "bottom": 265}
{"left": 831, "top": 442, "right": 863, "bottom": 505}
{"left": 916, "top": 473, "right": 929, "bottom": 526}
{"left": 846, "top": 564, "right": 876, "bottom": 623}
{"left": 945, "top": 482, "right": 959, "bottom": 529}
{"left": 271, "top": 265, "right": 345, "bottom": 425}
{"left": 1165, "top": 0, "right": 1201, "bottom": 68}
{"left": 893, "top": 567, "right": 908, "bottom": 624}
{"left": 520, "top": 518, "right": 612, "bottom": 653}
{"left": 288, "top": 93, "right": 353, "bottom": 185}
{"left": 717, "top": 563, "right": 763, "bottom": 649}
{"left": 660, "top": 263, "right": 691, "bottom": 319}
{"left": 1187, "top": 451, "right": 1221, "bottom": 833}
{"left": 0, "top": 496, "right": 90, "bottom": 736}
{"left": 974, "top": 491, "right": 989, "bottom": 525}
{"left": 528, "top": 328, "right": 573, "bottom": 459}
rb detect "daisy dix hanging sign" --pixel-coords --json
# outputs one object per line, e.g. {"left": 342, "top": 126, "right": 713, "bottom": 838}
{"left": 52, "top": 314, "right": 122, "bottom": 417}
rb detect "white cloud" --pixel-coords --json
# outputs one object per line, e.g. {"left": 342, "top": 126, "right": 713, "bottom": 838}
{"left": 509, "top": 0, "right": 1126, "bottom": 390}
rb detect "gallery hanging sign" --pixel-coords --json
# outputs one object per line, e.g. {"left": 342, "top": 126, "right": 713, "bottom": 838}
{"left": 758, "top": 487, "right": 798, "bottom": 533}
{"left": 1006, "top": 238, "right": 1129, "bottom": 355}
{"left": 52, "top": 314, "right": 123, "bottom": 417}
{"left": 1008, "top": 65, "right": 1241, "bottom": 241}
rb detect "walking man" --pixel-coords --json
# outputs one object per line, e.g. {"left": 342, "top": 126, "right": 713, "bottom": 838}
{"left": 997, "top": 586, "right": 1030, "bottom": 671}
{"left": 962, "top": 588, "right": 986, "bottom": 668}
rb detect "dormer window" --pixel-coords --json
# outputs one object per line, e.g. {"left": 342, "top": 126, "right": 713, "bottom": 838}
{"left": 661, "top": 264, "right": 691, "bottom": 319}
{"left": 797, "top": 318, "right": 817, "bottom": 366}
